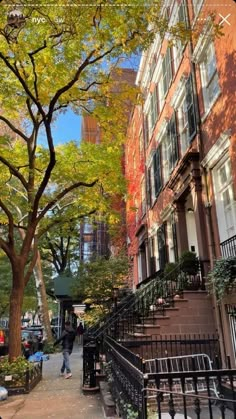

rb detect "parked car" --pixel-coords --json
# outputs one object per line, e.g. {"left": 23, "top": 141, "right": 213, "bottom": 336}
{"left": 21, "top": 330, "right": 39, "bottom": 359}
{"left": 0, "top": 328, "right": 8, "bottom": 356}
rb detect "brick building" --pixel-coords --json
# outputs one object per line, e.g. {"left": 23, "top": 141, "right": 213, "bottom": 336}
{"left": 81, "top": 68, "right": 136, "bottom": 261}
{"left": 125, "top": 0, "right": 236, "bottom": 363}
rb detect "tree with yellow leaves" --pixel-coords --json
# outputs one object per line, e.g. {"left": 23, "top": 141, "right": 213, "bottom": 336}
{"left": 0, "top": 1, "right": 190, "bottom": 360}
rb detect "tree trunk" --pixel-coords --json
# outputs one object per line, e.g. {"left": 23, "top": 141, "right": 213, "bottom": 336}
{"left": 8, "top": 267, "right": 25, "bottom": 361}
{"left": 33, "top": 250, "right": 53, "bottom": 343}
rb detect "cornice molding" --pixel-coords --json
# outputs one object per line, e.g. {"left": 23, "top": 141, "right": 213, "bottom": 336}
{"left": 201, "top": 130, "right": 231, "bottom": 169}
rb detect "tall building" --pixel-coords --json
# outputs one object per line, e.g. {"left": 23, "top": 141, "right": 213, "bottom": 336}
{"left": 80, "top": 68, "right": 136, "bottom": 261}
{"left": 125, "top": 0, "right": 236, "bottom": 362}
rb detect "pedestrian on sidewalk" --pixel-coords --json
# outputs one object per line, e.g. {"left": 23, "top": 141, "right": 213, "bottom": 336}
{"left": 53, "top": 321, "right": 76, "bottom": 379}
{"left": 76, "top": 321, "right": 84, "bottom": 345}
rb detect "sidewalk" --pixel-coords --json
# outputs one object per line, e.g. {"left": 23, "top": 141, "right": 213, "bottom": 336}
{"left": 0, "top": 345, "right": 105, "bottom": 419}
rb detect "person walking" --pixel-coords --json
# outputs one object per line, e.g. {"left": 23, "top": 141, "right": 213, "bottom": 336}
{"left": 53, "top": 321, "right": 76, "bottom": 379}
{"left": 76, "top": 321, "right": 84, "bottom": 345}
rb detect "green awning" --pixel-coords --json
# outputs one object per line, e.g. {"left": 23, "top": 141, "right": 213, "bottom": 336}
{"left": 53, "top": 274, "right": 75, "bottom": 298}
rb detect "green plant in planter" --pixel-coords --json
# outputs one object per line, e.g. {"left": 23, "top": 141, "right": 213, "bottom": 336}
{"left": 207, "top": 256, "right": 236, "bottom": 302}
{"left": 119, "top": 400, "right": 138, "bottom": 419}
{"left": 0, "top": 356, "right": 31, "bottom": 374}
{"left": 0, "top": 356, "right": 33, "bottom": 387}
{"left": 179, "top": 251, "right": 199, "bottom": 275}
{"left": 163, "top": 262, "right": 179, "bottom": 281}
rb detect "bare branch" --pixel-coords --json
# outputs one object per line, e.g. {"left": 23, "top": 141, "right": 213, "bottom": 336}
{"left": 0, "top": 156, "right": 28, "bottom": 190}
{"left": 28, "top": 41, "right": 47, "bottom": 99}
{"left": 78, "top": 80, "right": 104, "bottom": 92}
{"left": 0, "top": 199, "right": 14, "bottom": 246}
{"left": 0, "top": 52, "right": 45, "bottom": 118}
{"left": 38, "top": 207, "right": 97, "bottom": 239}
{"left": 0, "top": 237, "right": 11, "bottom": 258}
{"left": 0, "top": 115, "right": 29, "bottom": 142}
{"left": 48, "top": 48, "right": 96, "bottom": 120}
{"left": 37, "top": 179, "right": 98, "bottom": 224}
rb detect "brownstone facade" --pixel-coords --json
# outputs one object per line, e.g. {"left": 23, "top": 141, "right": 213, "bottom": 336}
{"left": 125, "top": 0, "right": 236, "bottom": 364}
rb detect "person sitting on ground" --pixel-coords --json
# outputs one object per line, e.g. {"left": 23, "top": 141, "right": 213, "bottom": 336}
{"left": 53, "top": 321, "right": 76, "bottom": 379}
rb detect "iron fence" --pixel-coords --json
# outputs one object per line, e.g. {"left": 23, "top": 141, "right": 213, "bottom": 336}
{"left": 220, "top": 234, "right": 236, "bottom": 258}
{"left": 123, "top": 334, "right": 221, "bottom": 365}
{"left": 144, "top": 368, "right": 236, "bottom": 418}
{"left": 104, "top": 336, "right": 236, "bottom": 419}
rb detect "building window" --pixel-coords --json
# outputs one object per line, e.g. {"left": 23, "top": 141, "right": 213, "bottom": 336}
{"left": 173, "top": 0, "right": 188, "bottom": 73}
{"left": 149, "top": 236, "right": 156, "bottom": 275}
{"left": 150, "top": 87, "right": 159, "bottom": 131}
{"left": 149, "top": 54, "right": 157, "bottom": 82}
{"left": 162, "top": 48, "right": 173, "bottom": 97}
{"left": 147, "top": 167, "right": 152, "bottom": 208}
{"left": 199, "top": 42, "right": 220, "bottom": 114}
{"left": 143, "top": 114, "right": 149, "bottom": 147}
{"left": 157, "top": 77, "right": 165, "bottom": 114}
{"left": 153, "top": 147, "right": 162, "bottom": 198}
{"left": 162, "top": 114, "right": 179, "bottom": 183}
{"left": 213, "top": 157, "right": 236, "bottom": 242}
{"left": 157, "top": 223, "right": 168, "bottom": 271}
{"left": 192, "top": 0, "right": 204, "bottom": 17}
{"left": 177, "top": 74, "right": 196, "bottom": 155}
{"left": 167, "top": 214, "right": 178, "bottom": 263}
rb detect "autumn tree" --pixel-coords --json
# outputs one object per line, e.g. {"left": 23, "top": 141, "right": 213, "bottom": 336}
{"left": 0, "top": 1, "right": 188, "bottom": 360}
{"left": 72, "top": 254, "right": 129, "bottom": 325}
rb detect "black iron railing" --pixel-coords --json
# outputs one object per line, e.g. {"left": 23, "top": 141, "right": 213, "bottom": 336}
{"left": 104, "top": 337, "right": 145, "bottom": 419}
{"left": 145, "top": 367, "right": 236, "bottom": 418}
{"left": 123, "top": 334, "right": 221, "bottom": 363}
{"left": 83, "top": 262, "right": 205, "bottom": 388}
{"left": 86, "top": 268, "right": 203, "bottom": 342}
{"left": 105, "top": 336, "right": 236, "bottom": 419}
{"left": 221, "top": 234, "right": 236, "bottom": 258}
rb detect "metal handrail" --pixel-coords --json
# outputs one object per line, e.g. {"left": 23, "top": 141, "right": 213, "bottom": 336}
{"left": 85, "top": 261, "right": 203, "bottom": 341}
{"left": 143, "top": 386, "right": 236, "bottom": 404}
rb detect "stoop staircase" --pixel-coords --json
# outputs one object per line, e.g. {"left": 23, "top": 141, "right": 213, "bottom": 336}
{"left": 83, "top": 263, "right": 218, "bottom": 391}
{"left": 130, "top": 290, "right": 216, "bottom": 338}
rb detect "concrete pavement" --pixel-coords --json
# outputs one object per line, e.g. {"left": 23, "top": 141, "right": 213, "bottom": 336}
{"left": 0, "top": 344, "right": 106, "bottom": 419}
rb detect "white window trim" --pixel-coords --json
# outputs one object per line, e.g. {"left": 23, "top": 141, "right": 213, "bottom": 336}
{"left": 144, "top": 91, "right": 151, "bottom": 114}
{"left": 171, "top": 74, "right": 188, "bottom": 109}
{"left": 169, "top": 0, "right": 187, "bottom": 74}
{"left": 192, "top": 23, "right": 214, "bottom": 64}
{"left": 201, "top": 89, "right": 221, "bottom": 123}
{"left": 155, "top": 118, "right": 168, "bottom": 145}
{"left": 201, "top": 130, "right": 231, "bottom": 169}
{"left": 192, "top": 35, "right": 220, "bottom": 118}
{"left": 191, "top": 0, "right": 204, "bottom": 27}
{"left": 212, "top": 156, "right": 236, "bottom": 242}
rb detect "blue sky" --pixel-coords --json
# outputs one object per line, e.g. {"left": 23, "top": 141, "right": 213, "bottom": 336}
{"left": 52, "top": 109, "right": 82, "bottom": 145}
{"left": 47, "top": 54, "right": 140, "bottom": 146}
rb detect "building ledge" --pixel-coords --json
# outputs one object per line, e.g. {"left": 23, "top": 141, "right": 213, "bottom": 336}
{"left": 168, "top": 149, "right": 200, "bottom": 191}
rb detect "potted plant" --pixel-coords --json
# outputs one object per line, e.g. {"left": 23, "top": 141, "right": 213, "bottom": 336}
{"left": 179, "top": 251, "right": 200, "bottom": 276}
{"left": 163, "top": 262, "right": 179, "bottom": 282}
{"left": 207, "top": 256, "right": 236, "bottom": 302}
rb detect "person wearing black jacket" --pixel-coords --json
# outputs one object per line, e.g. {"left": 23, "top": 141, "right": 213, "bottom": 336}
{"left": 53, "top": 321, "right": 76, "bottom": 379}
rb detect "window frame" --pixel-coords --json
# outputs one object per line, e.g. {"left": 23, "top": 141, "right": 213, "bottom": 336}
{"left": 162, "top": 113, "right": 179, "bottom": 184}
